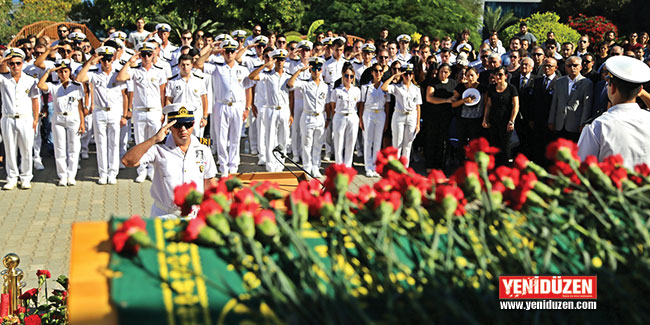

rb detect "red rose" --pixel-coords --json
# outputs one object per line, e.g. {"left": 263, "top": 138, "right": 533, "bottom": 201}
{"left": 36, "top": 269, "right": 51, "bottom": 279}
{"left": 24, "top": 314, "right": 41, "bottom": 325}
{"left": 19, "top": 288, "right": 38, "bottom": 300}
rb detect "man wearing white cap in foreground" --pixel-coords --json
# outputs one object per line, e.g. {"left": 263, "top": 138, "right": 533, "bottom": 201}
{"left": 0, "top": 48, "right": 40, "bottom": 190}
{"left": 122, "top": 103, "right": 217, "bottom": 218}
{"left": 578, "top": 56, "right": 650, "bottom": 169}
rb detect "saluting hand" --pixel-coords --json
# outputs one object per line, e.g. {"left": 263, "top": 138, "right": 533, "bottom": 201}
{"left": 154, "top": 120, "right": 176, "bottom": 142}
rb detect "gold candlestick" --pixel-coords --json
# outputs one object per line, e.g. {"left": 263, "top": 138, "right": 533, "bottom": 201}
{"left": 1, "top": 254, "right": 24, "bottom": 315}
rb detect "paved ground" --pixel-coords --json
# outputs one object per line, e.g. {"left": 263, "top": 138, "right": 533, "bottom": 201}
{"left": 0, "top": 140, "right": 426, "bottom": 291}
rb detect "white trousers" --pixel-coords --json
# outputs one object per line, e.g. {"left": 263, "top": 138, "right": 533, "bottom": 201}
{"left": 391, "top": 111, "right": 418, "bottom": 167}
{"left": 215, "top": 103, "right": 244, "bottom": 174}
{"left": 133, "top": 109, "right": 162, "bottom": 178}
{"left": 93, "top": 112, "right": 121, "bottom": 179}
{"left": 264, "top": 106, "right": 290, "bottom": 172}
{"left": 192, "top": 109, "right": 203, "bottom": 138}
{"left": 291, "top": 99, "right": 304, "bottom": 158}
{"left": 80, "top": 113, "right": 93, "bottom": 155}
{"left": 52, "top": 116, "right": 81, "bottom": 180}
{"left": 248, "top": 111, "right": 258, "bottom": 153}
{"left": 1, "top": 116, "right": 34, "bottom": 183}
{"left": 332, "top": 112, "right": 359, "bottom": 167}
{"left": 363, "top": 109, "right": 386, "bottom": 172}
{"left": 119, "top": 119, "right": 131, "bottom": 158}
{"left": 300, "top": 112, "right": 325, "bottom": 173}
{"left": 256, "top": 106, "right": 268, "bottom": 163}
{"left": 33, "top": 117, "right": 42, "bottom": 163}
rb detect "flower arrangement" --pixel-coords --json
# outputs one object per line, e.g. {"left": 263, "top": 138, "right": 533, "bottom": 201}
{"left": 568, "top": 14, "right": 618, "bottom": 46}
{"left": 114, "top": 138, "right": 650, "bottom": 323}
{"left": 1, "top": 271, "right": 68, "bottom": 325}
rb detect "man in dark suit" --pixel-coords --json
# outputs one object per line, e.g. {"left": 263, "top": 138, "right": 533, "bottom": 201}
{"left": 531, "top": 58, "right": 559, "bottom": 164}
{"left": 510, "top": 56, "right": 539, "bottom": 157}
{"left": 548, "top": 56, "right": 593, "bottom": 142}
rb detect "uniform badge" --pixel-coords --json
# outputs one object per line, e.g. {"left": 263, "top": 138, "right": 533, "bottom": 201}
{"left": 199, "top": 165, "right": 205, "bottom": 173}
{"left": 193, "top": 89, "right": 198, "bottom": 93}
{"left": 25, "top": 89, "right": 29, "bottom": 94}
{"left": 112, "top": 82, "right": 116, "bottom": 87}
{"left": 151, "top": 77, "right": 155, "bottom": 82}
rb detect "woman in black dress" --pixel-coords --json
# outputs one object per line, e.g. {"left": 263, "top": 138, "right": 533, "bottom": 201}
{"left": 452, "top": 67, "right": 486, "bottom": 161}
{"left": 482, "top": 66, "right": 519, "bottom": 166}
{"left": 425, "top": 63, "right": 458, "bottom": 171}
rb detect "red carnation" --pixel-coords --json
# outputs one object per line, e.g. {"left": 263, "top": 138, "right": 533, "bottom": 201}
{"left": 112, "top": 215, "right": 151, "bottom": 256}
{"left": 323, "top": 163, "right": 357, "bottom": 195}
{"left": 546, "top": 138, "right": 579, "bottom": 163}
{"left": 374, "top": 190, "right": 402, "bottom": 212}
{"left": 36, "top": 270, "right": 51, "bottom": 279}
{"left": 174, "top": 181, "right": 203, "bottom": 215}
{"left": 196, "top": 199, "right": 223, "bottom": 220}
{"left": 427, "top": 169, "right": 448, "bottom": 185}
{"left": 435, "top": 184, "right": 466, "bottom": 216}
{"left": 24, "top": 314, "right": 41, "bottom": 325}
{"left": 376, "top": 146, "right": 409, "bottom": 175}
{"left": 19, "top": 288, "right": 38, "bottom": 300}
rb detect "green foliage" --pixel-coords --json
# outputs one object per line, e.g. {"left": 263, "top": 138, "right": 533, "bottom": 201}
{"left": 155, "top": 13, "right": 222, "bottom": 43}
{"left": 501, "top": 12, "right": 580, "bottom": 46}
{"left": 0, "top": 0, "right": 78, "bottom": 43}
{"left": 482, "top": 6, "right": 518, "bottom": 34}
{"left": 306, "top": 19, "right": 324, "bottom": 41}
{"left": 305, "top": 0, "right": 481, "bottom": 40}
{"left": 284, "top": 31, "right": 304, "bottom": 43}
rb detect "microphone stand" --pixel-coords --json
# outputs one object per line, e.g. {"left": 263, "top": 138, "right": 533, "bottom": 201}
{"left": 272, "top": 147, "right": 325, "bottom": 187}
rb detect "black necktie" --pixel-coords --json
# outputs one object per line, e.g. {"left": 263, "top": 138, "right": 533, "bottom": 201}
{"left": 544, "top": 76, "right": 549, "bottom": 89}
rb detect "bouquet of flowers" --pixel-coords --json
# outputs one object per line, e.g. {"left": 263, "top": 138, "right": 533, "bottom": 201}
{"left": 114, "top": 138, "right": 650, "bottom": 323}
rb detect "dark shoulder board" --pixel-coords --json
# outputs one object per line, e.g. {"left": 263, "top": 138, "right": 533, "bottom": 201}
{"left": 71, "top": 80, "right": 81, "bottom": 86}
{"left": 198, "top": 137, "right": 212, "bottom": 146}
{"left": 171, "top": 63, "right": 178, "bottom": 68}
{"left": 215, "top": 62, "right": 226, "bottom": 66}
{"left": 135, "top": 63, "right": 143, "bottom": 68}
{"left": 153, "top": 64, "right": 164, "bottom": 70}
{"left": 192, "top": 72, "right": 204, "bottom": 79}
{"left": 1, "top": 71, "right": 10, "bottom": 75}
{"left": 124, "top": 48, "right": 135, "bottom": 55}
{"left": 245, "top": 52, "right": 256, "bottom": 57}
{"left": 253, "top": 64, "right": 263, "bottom": 69}
{"left": 169, "top": 74, "right": 179, "bottom": 80}
{"left": 120, "top": 59, "right": 127, "bottom": 65}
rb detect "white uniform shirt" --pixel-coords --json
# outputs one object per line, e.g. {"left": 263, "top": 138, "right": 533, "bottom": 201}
{"left": 204, "top": 62, "right": 249, "bottom": 102}
{"left": 0, "top": 73, "right": 39, "bottom": 116}
{"left": 385, "top": 83, "right": 422, "bottom": 113}
{"left": 141, "top": 135, "right": 217, "bottom": 213}
{"left": 287, "top": 61, "right": 311, "bottom": 106}
{"left": 396, "top": 51, "right": 412, "bottom": 64}
{"left": 577, "top": 103, "right": 650, "bottom": 169}
{"left": 242, "top": 54, "right": 263, "bottom": 72}
{"left": 128, "top": 64, "right": 167, "bottom": 109}
{"left": 323, "top": 57, "right": 347, "bottom": 84}
{"left": 351, "top": 60, "right": 371, "bottom": 82}
{"left": 165, "top": 73, "right": 207, "bottom": 113}
{"left": 329, "top": 85, "right": 361, "bottom": 114}
{"left": 160, "top": 43, "right": 178, "bottom": 61}
{"left": 360, "top": 83, "right": 388, "bottom": 111}
{"left": 155, "top": 59, "right": 173, "bottom": 79}
{"left": 260, "top": 70, "right": 290, "bottom": 108}
{"left": 87, "top": 68, "right": 126, "bottom": 111}
{"left": 291, "top": 78, "right": 329, "bottom": 114}
{"left": 44, "top": 81, "right": 84, "bottom": 120}
{"left": 128, "top": 30, "right": 150, "bottom": 49}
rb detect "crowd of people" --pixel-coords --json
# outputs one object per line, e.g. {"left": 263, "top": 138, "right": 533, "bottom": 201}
{"left": 3, "top": 18, "right": 650, "bottom": 194}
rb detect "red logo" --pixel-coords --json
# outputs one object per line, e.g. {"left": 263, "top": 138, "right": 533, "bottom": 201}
{"left": 499, "top": 276, "right": 597, "bottom": 299}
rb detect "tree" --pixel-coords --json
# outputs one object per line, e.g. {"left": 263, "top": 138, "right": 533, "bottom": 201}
{"left": 501, "top": 12, "right": 580, "bottom": 46}
{"left": 538, "top": 0, "right": 630, "bottom": 24}
{"left": 304, "top": 0, "right": 481, "bottom": 42}
{"left": 0, "top": 0, "right": 78, "bottom": 43}
{"left": 482, "top": 6, "right": 518, "bottom": 36}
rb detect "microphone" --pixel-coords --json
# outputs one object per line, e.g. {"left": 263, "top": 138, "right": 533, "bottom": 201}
{"left": 271, "top": 144, "right": 324, "bottom": 187}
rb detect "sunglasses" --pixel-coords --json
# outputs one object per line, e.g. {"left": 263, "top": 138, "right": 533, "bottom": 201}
{"left": 509, "top": 55, "right": 519, "bottom": 59}
{"left": 567, "top": 64, "right": 580, "bottom": 67}
{"left": 372, "top": 69, "right": 383, "bottom": 73}
{"left": 254, "top": 29, "right": 261, "bottom": 33}
{"left": 141, "top": 52, "right": 153, "bottom": 57}
{"left": 580, "top": 40, "right": 588, "bottom": 43}
{"left": 379, "top": 55, "right": 388, "bottom": 59}
{"left": 481, "top": 55, "right": 489, "bottom": 59}
{"left": 181, "top": 37, "right": 192, "bottom": 40}
{"left": 582, "top": 60, "right": 593, "bottom": 64}
{"left": 101, "top": 57, "right": 112, "bottom": 62}
{"left": 343, "top": 74, "right": 354, "bottom": 79}
{"left": 533, "top": 53, "right": 544, "bottom": 56}
{"left": 8, "top": 62, "right": 22, "bottom": 67}
{"left": 278, "top": 40, "right": 286, "bottom": 44}
{"left": 172, "top": 121, "right": 194, "bottom": 129}
{"left": 225, "top": 49, "right": 236, "bottom": 54}
{"left": 289, "top": 47, "right": 297, "bottom": 51}
{"left": 496, "top": 73, "right": 506, "bottom": 77}
{"left": 59, "top": 49, "right": 73, "bottom": 54}
{"left": 22, "top": 47, "right": 33, "bottom": 51}
{"left": 310, "top": 66, "right": 322, "bottom": 71}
